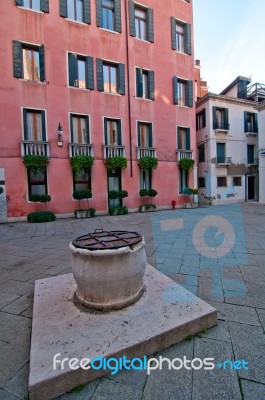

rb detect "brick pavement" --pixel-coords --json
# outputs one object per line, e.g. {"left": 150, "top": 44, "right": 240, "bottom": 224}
{"left": 0, "top": 203, "right": 265, "bottom": 399}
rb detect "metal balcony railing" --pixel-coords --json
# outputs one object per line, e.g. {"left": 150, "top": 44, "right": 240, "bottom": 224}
{"left": 137, "top": 147, "right": 157, "bottom": 159}
{"left": 103, "top": 145, "right": 125, "bottom": 158}
{"left": 216, "top": 156, "right": 232, "bottom": 164}
{"left": 21, "top": 140, "right": 50, "bottom": 157}
{"left": 247, "top": 158, "right": 259, "bottom": 165}
{"left": 214, "top": 123, "right": 230, "bottom": 131}
{"left": 69, "top": 143, "right": 93, "bottom": 157}
{"left": 176, "top": 150, "right": 193, "bottom": 161}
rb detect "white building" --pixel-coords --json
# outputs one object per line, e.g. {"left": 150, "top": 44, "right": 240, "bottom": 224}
{"left": 258, "top": 102, "right": 265, "bottom": 204}
{"left": 196, "top": 77, "right": 260, "bottom": 205}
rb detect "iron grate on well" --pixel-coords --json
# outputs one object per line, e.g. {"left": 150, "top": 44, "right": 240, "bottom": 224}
{"left": 72, "top": 229, "right": 142, "bottom": 250}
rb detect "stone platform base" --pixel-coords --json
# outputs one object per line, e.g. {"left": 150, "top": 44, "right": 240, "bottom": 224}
{"left": 29, "top": 265, "right": 217, "bottom": 400}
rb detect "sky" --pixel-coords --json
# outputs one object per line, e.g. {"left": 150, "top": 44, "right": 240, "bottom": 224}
{"left": 193, "top": 0, "right": 265, "bottom": 94}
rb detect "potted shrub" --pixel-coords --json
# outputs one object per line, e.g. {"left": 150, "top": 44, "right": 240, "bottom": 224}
{"left": 29, "top": 194, "right": 51, "bottom": 211}
{"left": 23, "top": 155, "right": 49, "bottom": 172}
{"left": 73, "top": 189, "right": 93, "bottom": 218}
{"left": 70, "top": 155, "right": 94, "bottom": 173}
{"left": 138, "top": 156, "right": 158, "bottom": 170}
{"left": 178, "top": 158, "right": 194, "bottom": 172}
{"left": 108, "top": 190, "right": 128, "bottom": 215}
{"left": 104, "top": 156, "right": 127, "bottom": 172}
{"left": 139, "top": 188, "right": 158, "bottom": 212}
{"left": 183, "top": 188, "right": 198, "bottom": 208}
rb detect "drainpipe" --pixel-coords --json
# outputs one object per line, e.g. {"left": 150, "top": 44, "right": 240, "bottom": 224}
{"left": 124, "top": 0, "right": 133, "bottom": 177}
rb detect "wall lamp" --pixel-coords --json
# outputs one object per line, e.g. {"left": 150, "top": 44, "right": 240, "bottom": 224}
{"left": 57, "top": 123, "right": 63, "bottom": 147}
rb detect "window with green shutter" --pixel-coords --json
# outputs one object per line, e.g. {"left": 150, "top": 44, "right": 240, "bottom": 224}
{"left": 137, "top": 122, "right": 153, "bottom": 148}
{"left": 104, "top": 118, "right": 122, "bottom": 145}
{"left": 173, "top": 77, "right": 193, "bottom": 107}
{"left": 135, "top": 68, "right": 155, "bottom": 100}
{"left": 60, "top": 0, "right": 91, "bottom": 24}
{"left": 68, "top": 53, "right": 94, "bottom": 90}
{"left": 244, "top": 112, "right": 258, "bottom": 134}
{"left": 97, "top": 59, "right": 125, "bottom": 95}
{"left": 16, "top": 0, "right": 49, "bottom": 12}
{"left": 12, "top": 41, "right": 45, "bottom": 82}
{"left": 129, "top": 2, "right": 154, "bottom": 43}
{"left": 177, "top": 127, "right": 190, "bottom": 150}
{"left": 96, "top": 0, "right": 121, "bottom": 32}
{"left": 213, "top": 107, "right": 229, "bottom": 130}
{"left": 196, "top": 109, "right": 206, "bottom": 130}
{"left": 171, "top": 17, "right": 191, "bottom": 55}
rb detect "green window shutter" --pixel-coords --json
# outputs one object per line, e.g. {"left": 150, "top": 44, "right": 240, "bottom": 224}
{"left": 15, "top": 0, "right": 22, "bottom": 5}
{"left": 148, "top": 70, "right": 155, "bottom": 100}
{"left": 96, "top": 58, "right": 104, "bottom": 91}
{"left": 253, "top": 113, "right": 258, "bottom": 133}
{"left": 85, "top": 56, "right": 94, "bottom": 90}
{"left": 212, "top": 107, "right": 217, "bottom": 129}
{"left": 137, "top": 121, "right": 141, "bottom": 146}
{"left": 171, "top": 17, "right": 176, "bottom": 50}
{"left": 68, "top": 53, "right": 78, "bottom": 86}
{"left": 23, "top": 109, "right": 28, "bottom": 140}
{"left": 104, "top": 118, "right": 108, "bottom": 145}
{"left": 129, "top": 0, "right": 135, "bottom": 37}
{"left": 146, "top": 8, "right": 154, "bottom": 43}
{"left": 196, "top": 114, "right": 198, "bottom": 131}
{"left": 41, "top": 111, "right": 46, "bottom": 141}
{"left": 118, "top": 63, "right": 125, "bottom": 95}
{"left": 114, "top": 0, "right": 121, "bottom": 33}
{"left": 117, "top": 120, "right": 122, "bottom": 145}
{"left": 148, "top": 124, "right": 153, "bottom": 147}
{"left": 39, "top": 45, "right": 45, "bottom": 82}
{"left": 96, "top": 0, "right": 102, "bottom": 27}
{"left": 136, "top": 68, "right": 143, "bottom": 97}
{"left": 184, "top": 23, "right": 192, "bottom": 55}
{"left": 86, "top": 116, "right": 90, "bottom": 143}
{"left": 177, "top": 127, "right": 181, "bottom": 148}
{"left": 224, "top": 108, "right": 229, "bottom": 130}
{"left": 186, "top": 128, "right": 190, "bottom": 150}
{"left": 244, "top": 111, "right": 248, "bottom": 133}
{"left": 202, "top": 108, "right": 206, "bottom": 127}
{"left": 59, "top": 0, "right": 67, "bottom": 17}
{"left": 12, "top": 40, "right": 22, "bottom": 78}
{"left": 173, "top": 76, "right": 178, "bottom": 105}
{"left": 40, "top": 0, "right": 49, "bottom": 13}
{"left": 187, "top": 80, "right": 193, "bottom": 107}
{"left": 70, "top": 114, "right": 74, "bottom": 142}
{"left": 83, "top": 0, "right": 91, "bottom": 24}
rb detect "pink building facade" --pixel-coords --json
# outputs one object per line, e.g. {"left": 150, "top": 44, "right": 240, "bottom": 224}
{"left": 0, "top": 0, "right": 196, "bottom": 219}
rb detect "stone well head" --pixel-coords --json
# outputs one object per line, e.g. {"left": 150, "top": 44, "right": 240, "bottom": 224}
{"left": 69, "top": 229, "right": 146, "bottom": 311}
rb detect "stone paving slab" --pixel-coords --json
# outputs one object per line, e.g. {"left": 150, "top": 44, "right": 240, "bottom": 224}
{"left": 240, "top": 379, "right": 265, "bottom": 400}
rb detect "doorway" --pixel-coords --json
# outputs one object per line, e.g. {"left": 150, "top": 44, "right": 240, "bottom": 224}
{"left": 248, "top": 176, "right": 255, "bottom": 200}
{"left": 107, "top": 169, "right": 122, "bottom": 210}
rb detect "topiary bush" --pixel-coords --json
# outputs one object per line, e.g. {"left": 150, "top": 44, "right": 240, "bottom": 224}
{"left": 138, "top": 156, "right": 158, "bottom": 169}
{"left": 70, "top": 155, "right": 94, "bottom": 173}
{"left": 27, "top": 211, "right": 56, "bottom": 223}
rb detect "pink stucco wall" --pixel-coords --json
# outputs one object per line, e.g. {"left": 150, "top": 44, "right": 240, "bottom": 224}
{"left": 0, "top": 0, "right": 196, "bottom": 217}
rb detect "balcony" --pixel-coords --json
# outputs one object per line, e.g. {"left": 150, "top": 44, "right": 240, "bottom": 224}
{"left": 103, "top": 145, "right": 125, "bottom": 158}
{"left": 176, "top": 149, "right": 193, "bottom": 162}
{"left": 216, "top": 156, "right": 232, "bottom": 166}
{"left": 247, "top": 158, "right": 259, "bottom": 165}
{"left": 21, "top": 140, "right": 50, "bottom": 158}
{"left": 214, "top": 122, "right": 230, "bottom": 133}
{"left": 245, "top": 129, "right": 258, "bottom": 136}
{"left": 69, "top": 143, "right": 93, "bottom": 157}
{"left": 137, "top": 147, "right": 157, "bottom": 159}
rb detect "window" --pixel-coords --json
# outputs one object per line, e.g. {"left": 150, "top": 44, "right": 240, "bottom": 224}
{"left": 28, "top": 169, "right": 47, "bottom": 196}
{"left": 196, "top": 109, "right": 206, "bottom": 130}
{"left": 70, "top": 114, "right": 90, "bottom": 143}
{"left": 129, "top": 2, "right": 154, "bottom": 43}
{"left": 244, "top": 112, "right": 258, "bottom": 133}
{"left": 60, "top": 0, "right": 91, "bottom": 24}
{"left": 23, "top": 109, "right": 46, "bottom": 141}
{"left": 217, "top": 177, "right": 227, "bottom": 187}
{"left": 216, "top": 143, "right": 226, "bottom": 163}
{"left": 96, "top": 0, "right": 121, "bottom": 32}
{"left": 179, "top": 169, "right": 188, "bottom": 194}
{"left": 177, "top": 127, "right": 190, "bottom": 150}
{"left": 104, "top": 118, "right": 122, "bottom": 145}
{"left": 247, "top": 144, "right": 255, "bottom": 164}
{"left": 13, "top": 41, "right": 45, "bottom": 82}
{"left": 96, "top": 59, "right": 125, "bottom": 95}
{"left": 171, "top": 17, "right": 191, "bottom": 55}
{"left": 140, "top": 169, "right": 152, "bottom": 190}
{"left": 136, "top": 68, "right": 155, "bottom": 100}
{"left": 173, "top": 77, "right": 193, "bottom": 107}
{"left": 212, "top": 107, "right": 229, "bottom": 130}
{"left": 73, "top": 170, "right": 91, "bottom": 191}
{"left": 68, "top": 53, "right": 94, "bottom": 90}
{"left": 198, "top": 177, "right": 205, "bottom": 188}
{"left": 233, "top": 177, "right": 242, "bottom": 186}
{"left": 198, "top": 145, "right": 205, "bottom": 163}
{"left": 15, "top": 0, "right": 49, "bottom": 12}
{"left": 137, "top": 122, "right": 153, "bottom": 148}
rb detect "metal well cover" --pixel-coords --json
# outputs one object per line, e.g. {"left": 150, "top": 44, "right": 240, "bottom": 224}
{"left": 72, "top": 229, "right": 143, "bottom": 250}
